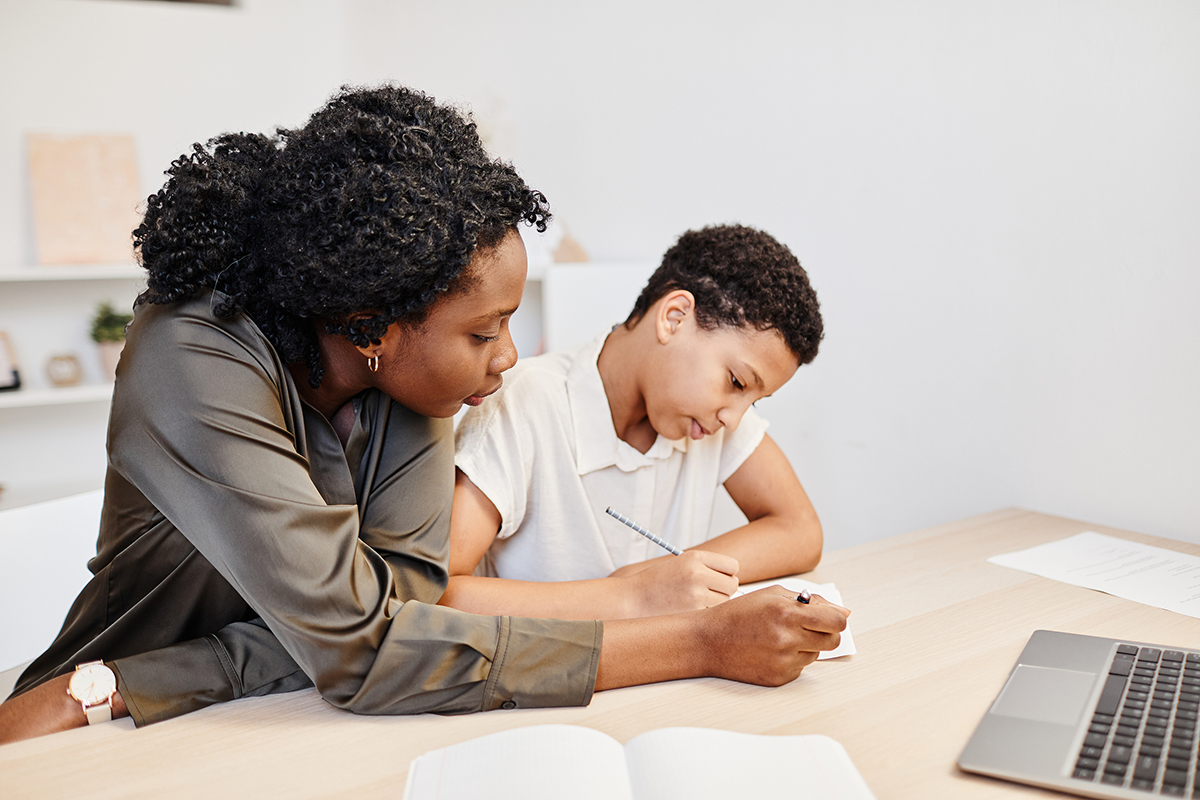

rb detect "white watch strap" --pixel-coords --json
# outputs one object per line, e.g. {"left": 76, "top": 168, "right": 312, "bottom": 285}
{"left": 84, "top": 701, "right": 113, "bottom": 725}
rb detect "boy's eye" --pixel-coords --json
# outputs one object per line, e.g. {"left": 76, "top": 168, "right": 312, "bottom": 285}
{"left": 731, "top": 375, "right": 745, "bottom": 391}
{"left": 474, "top": 334, "right": 499, "bottom": 343}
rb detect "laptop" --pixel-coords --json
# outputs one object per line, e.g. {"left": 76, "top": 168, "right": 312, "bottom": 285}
{"left": 958, "top": 630, "right": 1200, "bottom": 798}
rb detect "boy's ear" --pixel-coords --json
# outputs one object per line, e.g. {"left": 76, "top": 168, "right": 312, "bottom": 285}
{"left": 655, "top": 290, "right": 695, "bottom": 344}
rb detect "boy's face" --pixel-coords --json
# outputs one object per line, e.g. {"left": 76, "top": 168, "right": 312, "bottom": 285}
{"left": 645, "top": 319, "right": 799, "bottom": 442}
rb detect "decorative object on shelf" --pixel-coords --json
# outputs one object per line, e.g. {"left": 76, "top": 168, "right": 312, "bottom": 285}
{"left": 0, "top": 331, "right": 21, "bottom": 392}
{"left": 90, "top": 302, "right": 134, "bottom": 382}
{"left": 519, "top": 220, "right": 590, "bottom": 269}
{"left": 553, "top": 225, "right": 589, "bottom": 263}
{"left": 46, "top": 354, "right": 84, "bottom": 387}
{"left": 26, "top": 133, "right": 142, "bottom": 265}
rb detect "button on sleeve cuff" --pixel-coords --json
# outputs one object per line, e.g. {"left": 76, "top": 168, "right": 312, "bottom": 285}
{"left": 482, "top": 617, "right": 602, "bottom": 711}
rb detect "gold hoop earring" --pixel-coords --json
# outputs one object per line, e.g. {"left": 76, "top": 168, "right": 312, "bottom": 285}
{"left": 367, "top": 354, "right": 380, "bottom": 373}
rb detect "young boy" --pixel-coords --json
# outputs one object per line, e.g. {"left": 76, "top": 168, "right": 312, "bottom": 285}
{"left": 442, "top": 224, "right": 825, "bottom": 620}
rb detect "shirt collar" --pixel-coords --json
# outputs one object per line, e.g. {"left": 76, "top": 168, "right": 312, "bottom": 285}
{"left": 567, "top": 332, "right": 687, "bottom": 475}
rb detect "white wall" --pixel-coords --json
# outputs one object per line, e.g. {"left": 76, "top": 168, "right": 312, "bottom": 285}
{"left": 0, "top": 0, "right": 355, "bottom": 509}
{"left": 1, "top": 1, "right": 1196, "bottom": 550}
{"left": 0, "top": 0, "right": 349, "bottom": 268}
{"left": 345, "top": 0, "right": 1200, "bottom": 548}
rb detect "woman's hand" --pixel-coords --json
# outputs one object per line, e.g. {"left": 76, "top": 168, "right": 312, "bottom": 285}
{"left": 595, "top": 585, "right": 850, "bottom": 691}
{"left": 695, "top": 586, "right": 849, "bottom": 685}
{"left": 0, "top": 672, "right": 128, "bottom": 746}
{"left": 617, "top": 550, "right": 740, "bottom": 616}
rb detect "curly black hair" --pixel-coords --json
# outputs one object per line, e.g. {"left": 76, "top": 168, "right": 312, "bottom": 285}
{"left": 133, "top": 84, "right": 550, "bottom": 386}
{"left": 624, "top": 225, "right": 823, "bottom": 365}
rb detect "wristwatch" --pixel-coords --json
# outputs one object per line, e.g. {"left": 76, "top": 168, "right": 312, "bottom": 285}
{"left": 67, "top": 661, "right": 117, "bottom": 724}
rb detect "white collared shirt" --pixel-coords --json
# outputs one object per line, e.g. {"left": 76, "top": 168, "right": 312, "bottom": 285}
{"left": 454, "top": 332, "right": 768, "bottom": 581}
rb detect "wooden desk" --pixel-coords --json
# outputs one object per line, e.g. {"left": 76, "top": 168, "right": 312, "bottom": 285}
{"left": 4, "top": 509, "right": 1200, "bottom": 799}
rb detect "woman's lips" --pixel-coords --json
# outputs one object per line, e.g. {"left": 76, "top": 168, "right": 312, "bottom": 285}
{"left": 465, "top": 382, "right": 502, "bottom": 407}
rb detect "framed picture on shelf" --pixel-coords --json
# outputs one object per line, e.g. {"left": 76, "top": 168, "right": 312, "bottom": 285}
{"left": 0, "top": 331, "right": 21, "bottom": 391}
{"left": 26, "top": 134, "right": 142, "bottom": 265}
{"left": 46, "top": 354, "right": 84, "bottom": 387}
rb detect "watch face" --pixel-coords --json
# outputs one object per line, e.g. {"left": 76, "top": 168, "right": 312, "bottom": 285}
{"left": 69, "top": 663, "right": 116, "bottom": 705}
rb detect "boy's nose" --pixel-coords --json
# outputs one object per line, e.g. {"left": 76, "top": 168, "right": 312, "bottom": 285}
{"left": 717, "top": 401, "right": 749, "bottom": 432}
{"left": 721, "top": 394, "right": 761, "bottom": 432}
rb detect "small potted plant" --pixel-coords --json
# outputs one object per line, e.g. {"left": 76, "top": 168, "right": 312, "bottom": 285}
{"left": 91, "top": 302, "right": 133, "bottom": 382}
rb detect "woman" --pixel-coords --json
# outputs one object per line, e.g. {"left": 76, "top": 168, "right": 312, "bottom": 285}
{"left": 0, "top": 85, "right": 847, "bottom": 743}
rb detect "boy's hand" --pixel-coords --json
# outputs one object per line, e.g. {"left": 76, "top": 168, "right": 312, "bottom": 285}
{"left": 607, "top": 557, "right": 661, "bottom": 579}
{"left": 620, "top": 550, "right": 739, "bottom": 616}
{"left": 696, "top": 585, "right": 850, "bottom": 686}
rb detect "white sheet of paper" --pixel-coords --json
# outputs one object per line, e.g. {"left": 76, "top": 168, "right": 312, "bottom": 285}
{"left": 989, "top": 531, "right": 1200, "bottom": 618}
{"left": 736, "top": 577, "right": 856, "bottom": 659}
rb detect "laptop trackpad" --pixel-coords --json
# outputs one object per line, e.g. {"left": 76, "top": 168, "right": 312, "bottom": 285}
{"left": 990, "top": 665, "right": 1096, "bottom": 726}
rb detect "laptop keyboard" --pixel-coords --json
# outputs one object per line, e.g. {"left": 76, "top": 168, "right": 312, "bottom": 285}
{"left": 1073, "top": 644, "right": 1200, "bottom": 796}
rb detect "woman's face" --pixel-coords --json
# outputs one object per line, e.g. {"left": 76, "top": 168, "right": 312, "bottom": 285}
{"left": 373, "top": 230, "right": 527, "bottom": 418}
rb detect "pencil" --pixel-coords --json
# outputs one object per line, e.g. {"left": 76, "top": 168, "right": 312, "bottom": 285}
{"left": 605, "top": 507, "right": 684, "bottom": 556}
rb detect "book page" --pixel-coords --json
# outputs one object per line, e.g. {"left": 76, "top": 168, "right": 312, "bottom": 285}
{"left": 404, "top": 724, "right": 634, "bottom": 800}
{"left": 624, "top": 728, "right": 875, "bottom": 800}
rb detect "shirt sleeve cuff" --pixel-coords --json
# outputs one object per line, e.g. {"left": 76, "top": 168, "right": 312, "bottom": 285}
{"left": 111, "top": 627, "right": 313, "bottom": 727}
{"left": 111, "top": 636, "right": 237, "bottom": 727}
{"left": 481, "top": 617, "right": 602, "bottom": 711}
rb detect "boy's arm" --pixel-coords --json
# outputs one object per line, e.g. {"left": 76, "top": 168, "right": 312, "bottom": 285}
{"left": 708, "top": 433, "right": 822, "bottom": 580}
{"left": 655, "top": 434, "right": 822, "bottom": 583}
{"left": 438, "top": 469, "right": 740, "bottom": 620}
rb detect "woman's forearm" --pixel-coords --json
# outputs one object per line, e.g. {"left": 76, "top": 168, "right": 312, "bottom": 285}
{"left": 0, "top": 671, "right": 129, "bottom": 745}
{"left": 596, "top": 586, "right": 849, "bottom": 690}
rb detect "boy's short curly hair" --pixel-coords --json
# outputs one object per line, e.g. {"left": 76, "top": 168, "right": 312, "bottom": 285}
{"left": 624, "top": 225, "right": 823, "bottom": 365}
{"left": 133, "top": 84, "right": 549, "bottom": 387}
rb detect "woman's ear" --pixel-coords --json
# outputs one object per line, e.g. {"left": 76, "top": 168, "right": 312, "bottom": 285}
{"left": 655, "top": 290, "right": 695, "bottom": 344}
{"left": 342, "top": 312, "right": 387, "bottom": 366}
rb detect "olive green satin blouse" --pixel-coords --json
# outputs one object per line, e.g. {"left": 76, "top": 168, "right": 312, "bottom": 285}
{"left": 13, "top": 295, "right": 600, "bottom": 725}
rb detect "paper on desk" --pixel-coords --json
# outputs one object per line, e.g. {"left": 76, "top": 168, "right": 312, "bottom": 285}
{"left": 736, "top": 578, "right": 856, "bottom": 659}
{"left": 989, "top": 531, "right": 1200, "bottom": 619}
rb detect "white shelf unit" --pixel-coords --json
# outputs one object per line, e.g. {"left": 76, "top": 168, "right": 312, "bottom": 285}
{"left": 0, "top": 382, "right": 114, "bottom": 410}
{"left": 0, "top": 264, "right": 144, "bottom": 510}
{"left": 0, "top": 262, "right": 557, "bottom": 511}
{"left": 0, "top": 264, "right": 145, "bottom": 283}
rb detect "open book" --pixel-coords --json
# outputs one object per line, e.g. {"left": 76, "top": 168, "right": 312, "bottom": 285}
{"left": 403, "top": 724, "right": 875, "bottom": 799}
